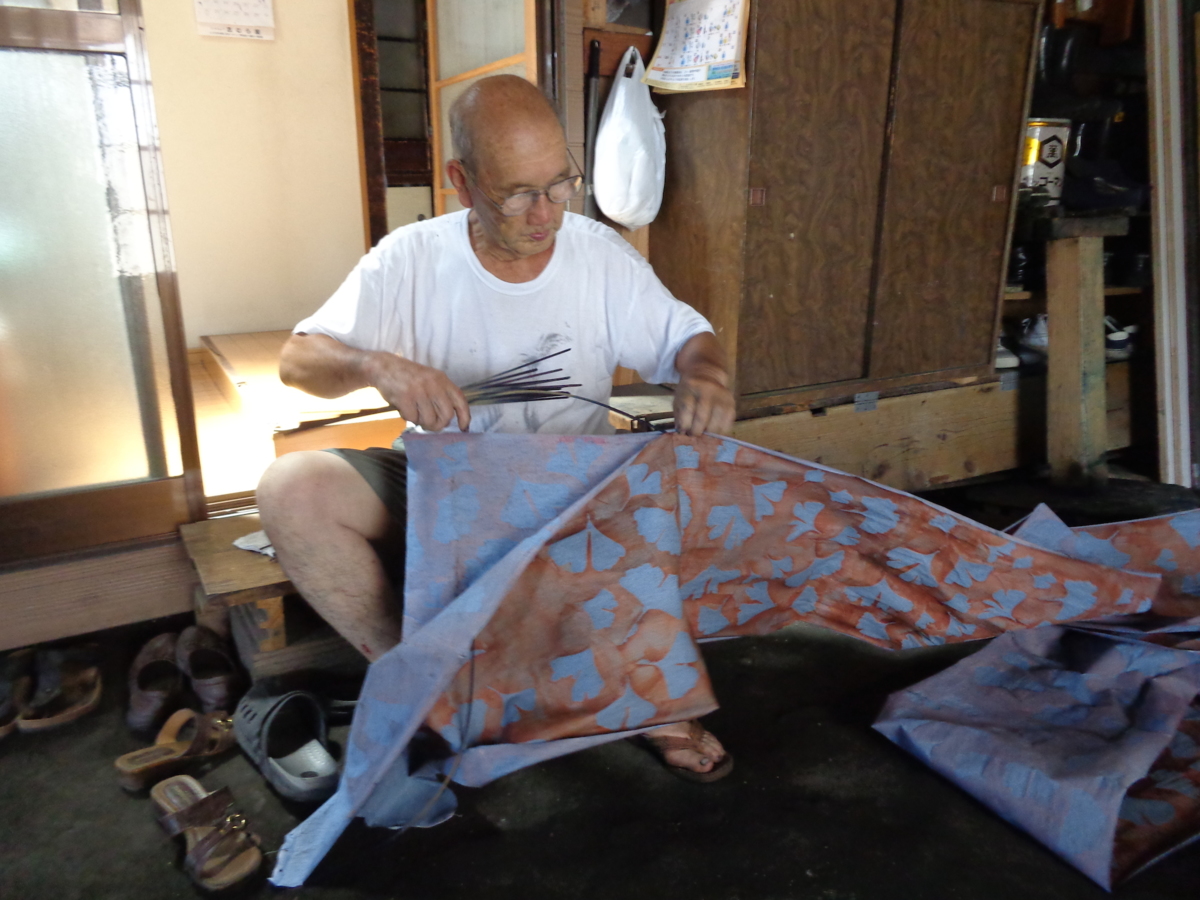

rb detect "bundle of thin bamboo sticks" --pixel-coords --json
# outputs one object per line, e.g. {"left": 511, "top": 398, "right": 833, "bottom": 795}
{"left": 459, "top": 348, "right": 580, "bottom": 406}
{"left": 278, "top": 347, "right": 654, "bottom": 435}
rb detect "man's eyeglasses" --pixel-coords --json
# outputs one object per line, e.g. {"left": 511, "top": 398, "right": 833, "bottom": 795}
{"left": 460, "top": 152, "right": 585, "bottom": 217}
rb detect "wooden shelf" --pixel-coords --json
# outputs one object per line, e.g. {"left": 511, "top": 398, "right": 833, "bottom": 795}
{"left": 1003, "top": 286, "right": 1146, "bottom": 319}
{"left": 1004, "top": 287, "right": 1145, "bottom": 301}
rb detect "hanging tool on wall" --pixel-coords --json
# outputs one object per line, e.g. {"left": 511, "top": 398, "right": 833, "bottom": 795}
{"left": 584, "top": 39, "right": 602, "bottom": 220}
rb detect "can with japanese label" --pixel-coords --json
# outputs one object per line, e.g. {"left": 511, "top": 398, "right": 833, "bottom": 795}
{"left": 1019, "top": 118, "right": 1071, "bottom": 205}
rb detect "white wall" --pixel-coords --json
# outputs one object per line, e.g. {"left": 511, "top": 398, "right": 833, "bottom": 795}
{"left": 141, "top": 1, "right": 367, "bottom": 347}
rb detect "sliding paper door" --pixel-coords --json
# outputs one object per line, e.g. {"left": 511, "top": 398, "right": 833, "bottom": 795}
{"left": 427, "top": 0, "right": 538, "bottom": 216}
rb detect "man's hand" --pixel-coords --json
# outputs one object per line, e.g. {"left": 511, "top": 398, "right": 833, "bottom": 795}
{"left": 672, "top": 333, "right": 735, "bottom": 436}
{"left": 362, "top": 353, "right": 470, "bottom": 432}
{"left": 280, "top": 333, "right": 470, "bottom": 432}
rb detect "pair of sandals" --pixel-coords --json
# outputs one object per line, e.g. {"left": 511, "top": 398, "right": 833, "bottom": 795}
{"left": 127, "top": 626, "right": 239, "bottom": 734}
{"left": 116, "top": 711, "right": 263, "bottom": 891}
{"left": 0, "top": 646, "right": 103, "bottom": 739}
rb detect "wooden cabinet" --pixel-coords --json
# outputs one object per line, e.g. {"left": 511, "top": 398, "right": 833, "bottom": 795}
{"left": 651, "top": 0, "right": 1039, "bottom": 411}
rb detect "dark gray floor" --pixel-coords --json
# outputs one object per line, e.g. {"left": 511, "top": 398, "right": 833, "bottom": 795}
{"left": 2, "top": 616, "right": 1199, "bottom": 900}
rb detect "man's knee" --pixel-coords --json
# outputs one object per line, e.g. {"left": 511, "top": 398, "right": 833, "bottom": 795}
{"left": 258, "top": 451, "right": 389, "bottom": 540}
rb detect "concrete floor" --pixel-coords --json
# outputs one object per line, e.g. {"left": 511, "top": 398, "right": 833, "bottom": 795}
{"left": 5, "top": 474, "right": 1200, "bottom": 899}
{"left": 2, "top": 615, "right": 1199, "bottom": 900}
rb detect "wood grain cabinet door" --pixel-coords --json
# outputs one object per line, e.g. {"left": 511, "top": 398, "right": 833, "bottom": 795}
{"left": 867, "top": 0, "right": 1038, "bottom": 380}
{"left": 737, "top": 0, "right": 897, "bottom": 394}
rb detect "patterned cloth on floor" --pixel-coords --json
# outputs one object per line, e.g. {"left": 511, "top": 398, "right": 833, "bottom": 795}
{"left": 271, "top": 433, "right": 1188, "bottom": 887}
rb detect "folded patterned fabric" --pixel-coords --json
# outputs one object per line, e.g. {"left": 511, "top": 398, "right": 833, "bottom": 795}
{"left": 1012, "top": 502, "right": 1200, "bottom": 618}
{"left": 874, "top": 620, "right": 1200, "bottom": 890}
{"left": 271, "top": 432, "right": 1168, "bottom": 887}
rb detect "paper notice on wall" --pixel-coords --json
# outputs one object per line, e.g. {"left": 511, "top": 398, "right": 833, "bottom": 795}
{"left": 194, "top": 0, "right": 275, "bottom": 40}
{"left": 643, "top": 0, "right": 749, "bottom": 92}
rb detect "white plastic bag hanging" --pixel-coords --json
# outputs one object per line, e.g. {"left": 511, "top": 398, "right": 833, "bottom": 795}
{"left": 593, "top": 46, "right": 665, "bottom": 230}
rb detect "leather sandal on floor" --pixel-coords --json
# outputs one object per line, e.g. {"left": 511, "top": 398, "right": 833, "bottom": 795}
{"left": 0, "top": 650, "right": 33, "bottom": 742}
{"left": 234, "top": 685, "right": 339, "bottom": 804}
{"left": 16, "top": 647, "right": 103, "bottom": 733}
{"left": 640, "top": 720, "right": 735, "bottom": 783}
{"left": 114, "top": 708, "right": 237, "bottom": 792}
{"left": 176, "top": 626, "right": 240, "bottom": 715}
{"left": 150, "top": 775, "right": 262, "bottom": 893}
{"left": 127, "top": 633, "right": 184, "bottom": 734}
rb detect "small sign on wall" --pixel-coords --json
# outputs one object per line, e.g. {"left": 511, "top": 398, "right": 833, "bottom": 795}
{"left": 194, "top": 0, "right": 275, "bottom": 40}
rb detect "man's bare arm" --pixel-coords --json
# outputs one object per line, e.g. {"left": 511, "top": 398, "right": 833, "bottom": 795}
{"left": 672, "top": 332, "right": 735, "bottom": 437}
{"left": 281, "top": 333, "right": 470, "bottom": 432}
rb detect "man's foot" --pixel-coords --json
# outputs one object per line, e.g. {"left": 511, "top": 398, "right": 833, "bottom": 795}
{"left": 641, "top": 720, "right": 733, "bottom": 783}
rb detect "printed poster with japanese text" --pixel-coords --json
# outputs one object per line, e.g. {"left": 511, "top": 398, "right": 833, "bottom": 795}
{"left": 643, "top": 0, "right": 749, "bottom": 92}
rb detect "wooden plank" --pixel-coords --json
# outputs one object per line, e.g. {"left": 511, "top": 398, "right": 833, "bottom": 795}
{"left": 251, "top": 595, "right": 287, "bottom": 653}
{"left": 351, "top": 0, "right": 389, "bottom": 246}
{"left": 0, "top": 538, "right": 195, "bottom": 652}
{"left": 733, "top": 382, "right": 1021, "bottom": 490}
{"left": 272, "top": 416, "right": 406, "bottom": 456}
{"left": 0, "top": 477, "right": 192, "bottom": 566}
{"left": 203, "top": 331, "right": 390, "bottom": 421}
{"left": 1034, "top": 215, "right": 1130, "bottom": 240}
{"left": 198, "top": 342, "right": 242, "bottom": 411}
{"left": 179, "top": 513, "right": 293, "bottom": 606}
{"left": 869, "top": 0, "right": 1037, "bottom": 379}
{"left": 737, "top": 0, "right": 895, "bottom": 392}
{"left": 1046, "top": 235, "right": 1109, "bottom": 483}
{"left": 739, "top": 367, "right": 991, "bottom": 417}
{"left": 229, "top": 600, "right": 365, "bottom": 679}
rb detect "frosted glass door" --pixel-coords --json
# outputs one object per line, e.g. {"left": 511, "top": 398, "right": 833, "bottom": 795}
{"left": 0, "top": 48, "right": 179, "bottom": 498}
{"left": 428, "top": 0, "right": 537, "bottom": 215}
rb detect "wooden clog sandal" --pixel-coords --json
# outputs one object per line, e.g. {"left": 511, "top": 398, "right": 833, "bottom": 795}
{"left": 114, "top": 708, "right": 237, "bottom": 792}
{"left": 640, "top": 720, "right": 735, "bottom": 784}
{"left": 16, "top": 647, "right": 102, "bottom": 733}
{"left": 0, "top": 650, "right": 33, "bottom": 742}
{"left": 176, "top": 626, "right": 240, "bottom": 715}
{"left": 150, "top": 775, "right": 262, "bottom": 893}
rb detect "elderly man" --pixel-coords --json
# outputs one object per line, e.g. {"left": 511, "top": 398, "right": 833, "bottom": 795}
{"left": 257, "top": 75, "right": 734, "bottom": 778}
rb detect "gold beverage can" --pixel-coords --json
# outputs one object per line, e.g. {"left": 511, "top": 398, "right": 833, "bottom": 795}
{"left": 1019, "top": 118, "right": 1071, "bottom": 205}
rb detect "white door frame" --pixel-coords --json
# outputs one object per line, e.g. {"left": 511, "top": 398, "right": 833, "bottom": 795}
{"left": 1146, "top": 0, "right": 1193, "bottom": 485}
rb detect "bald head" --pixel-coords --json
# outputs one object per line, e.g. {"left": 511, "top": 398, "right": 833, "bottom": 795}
{"left": 449, "top": 75, "right": 564, "bottom": 177}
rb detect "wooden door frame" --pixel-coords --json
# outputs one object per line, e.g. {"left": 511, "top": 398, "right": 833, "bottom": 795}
{"left": 427, "top": 0, "right": 541, "bottom": 217}
{"left": 1147, "top": 0, "right": 1194, "bottom": 485}
{"left": 0, "top": 0, "right": 205, "bottom": 565}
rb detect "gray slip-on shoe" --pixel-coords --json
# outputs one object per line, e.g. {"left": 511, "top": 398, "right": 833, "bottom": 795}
{"left": 234, "top": 684, "right": 339, "bottom": 804}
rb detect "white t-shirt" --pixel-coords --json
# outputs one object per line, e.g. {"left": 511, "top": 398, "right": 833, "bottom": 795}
{"left": 293, "top": 210, "right": 713, "bottom": 435}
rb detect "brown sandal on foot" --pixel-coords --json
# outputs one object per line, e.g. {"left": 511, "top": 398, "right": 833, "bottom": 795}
{"left": 150, "top": 775, "right": 263, "bottom": 893}
{"left": 114, "top": 709, "right": 237, "bottom": 792}
{"left": 640, "top": 720, "right": 735, "bottom": 783}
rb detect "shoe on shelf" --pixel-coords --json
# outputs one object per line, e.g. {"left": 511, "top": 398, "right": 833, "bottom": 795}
{"left": 1105, "top": 315, "right": 1134, "bottom": 361}
{"left": 1020, "top": 314, "right": 1049, "bottom": 354}
{"left": 995, "top": 340, "right": 1019, "bottom": 369}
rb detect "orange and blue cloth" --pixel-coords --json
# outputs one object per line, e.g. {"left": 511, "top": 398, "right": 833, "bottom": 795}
{"left": 271, "top": 433, "right": 1200, "bottom": 888}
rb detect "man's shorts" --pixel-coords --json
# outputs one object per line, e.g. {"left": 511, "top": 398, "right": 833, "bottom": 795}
{"left": 325, "top": 447, "right": 408, "bottom": 590}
